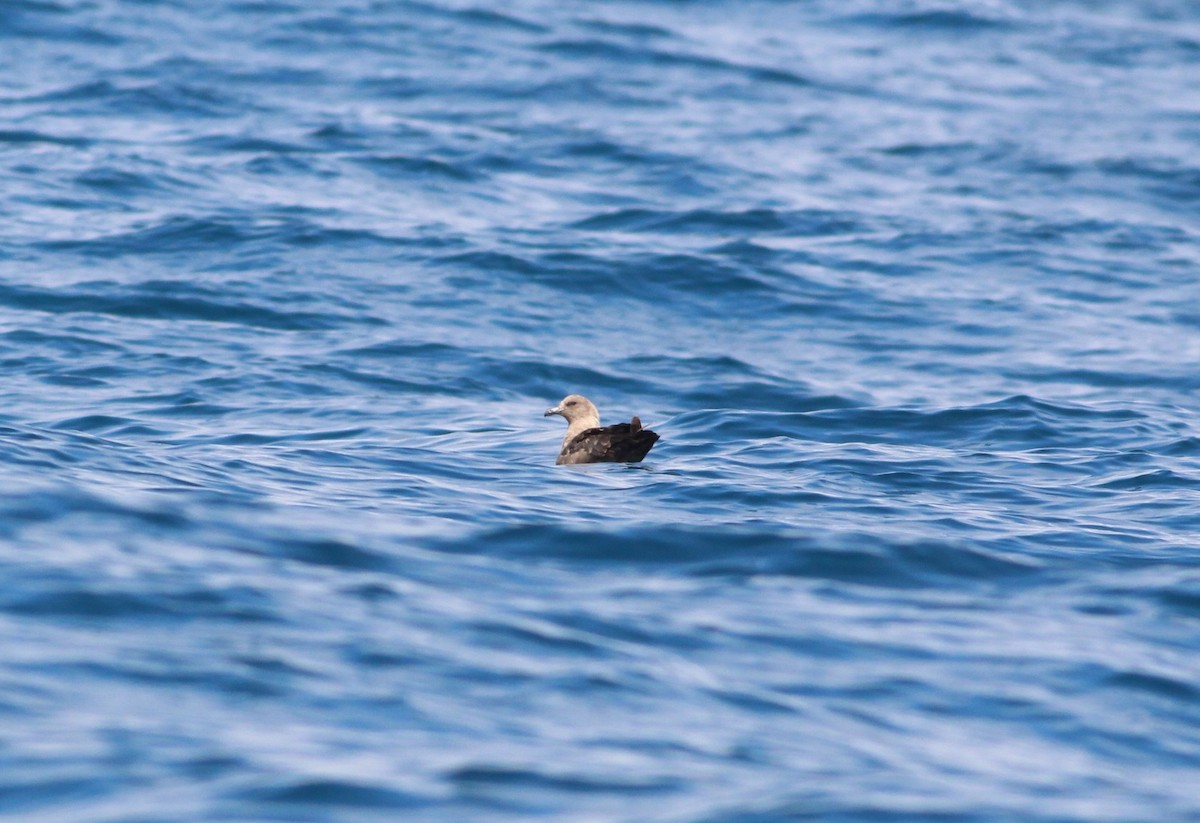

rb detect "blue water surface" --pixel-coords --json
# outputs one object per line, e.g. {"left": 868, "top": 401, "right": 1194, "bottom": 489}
{"left": 2, "top": 0, "right": 1200, "bottom": 820}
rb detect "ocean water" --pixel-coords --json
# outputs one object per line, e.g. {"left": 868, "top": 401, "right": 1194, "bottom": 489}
{"left": 2, "top": 0, "right": 1200, "bottom": 820}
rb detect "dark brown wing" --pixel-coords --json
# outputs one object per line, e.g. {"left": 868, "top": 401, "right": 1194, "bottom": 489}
{"left": 557, "top": 421, "right": 660, "bottom": 464}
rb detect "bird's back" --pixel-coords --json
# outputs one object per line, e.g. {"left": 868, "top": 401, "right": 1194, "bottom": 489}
{"left": 556, "top": 420, "right": 659, "bottom": 465}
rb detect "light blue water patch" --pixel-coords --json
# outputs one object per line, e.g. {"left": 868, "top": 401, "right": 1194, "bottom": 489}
{"left": 2, "top": 0, "right": 1200, "bottom": 820}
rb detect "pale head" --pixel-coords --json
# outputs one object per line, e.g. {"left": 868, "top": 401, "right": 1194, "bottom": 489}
{"left": 544, "top": 394, "right": 601, "bottom": 437}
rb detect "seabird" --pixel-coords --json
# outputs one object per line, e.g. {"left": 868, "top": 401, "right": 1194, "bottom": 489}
{"left": 544, "top": 394, "right": 660, "bottom": 465}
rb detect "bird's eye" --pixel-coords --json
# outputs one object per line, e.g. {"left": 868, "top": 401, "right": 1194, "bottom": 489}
{"left": 566, "top": 401, "right": 576, "bottom": 406}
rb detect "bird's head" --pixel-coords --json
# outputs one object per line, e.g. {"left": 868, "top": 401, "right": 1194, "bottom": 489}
{"left": 544, "top": 394, "right": 600, "bottom": 428}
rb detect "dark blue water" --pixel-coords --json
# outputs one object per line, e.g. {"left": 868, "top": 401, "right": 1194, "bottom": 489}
{"left": 3, "top": 1, "right": 1200, "bottom": 820}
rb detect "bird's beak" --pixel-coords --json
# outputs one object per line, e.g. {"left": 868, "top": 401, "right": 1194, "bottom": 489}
{"left": 544, "top": 405, "right": 563, "bottom": 417}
